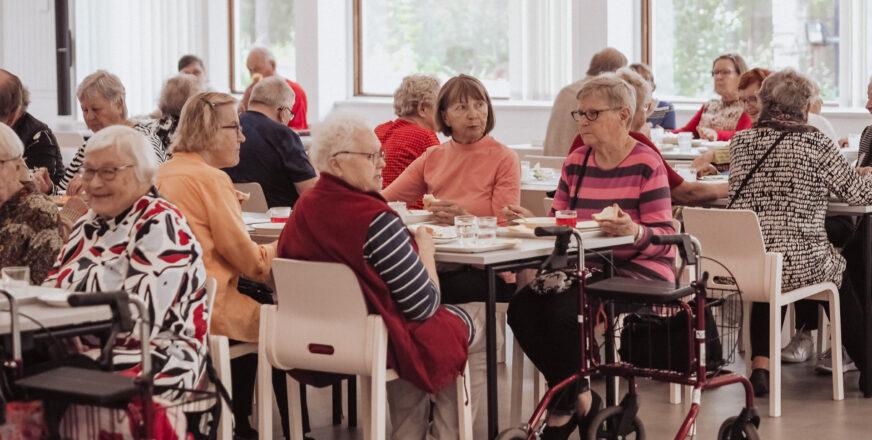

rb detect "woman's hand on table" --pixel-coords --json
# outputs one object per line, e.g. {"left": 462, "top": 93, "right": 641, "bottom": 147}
{"left": 690, "top": 151, "right": 715, "bottom": 172}
{"left": 697, "top": 127, "right": 718, "bottom": 141}
{"left": 502, "top": 205, "right": 534, "bottom": 222}
{"left": 429, "top": 200, "right": 468, "bottom": 225}
{"left": 30, "top": 167, "right": 53, "bottom": 194}
{"left": 66, "top": 176, "right": 85, "bottom": 197}
{"left": 594, "top": 210, "right": 640, "bottom": 238}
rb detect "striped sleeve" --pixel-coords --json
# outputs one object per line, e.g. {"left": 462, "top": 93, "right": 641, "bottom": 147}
{"left": 363, "top": 212, "right": 440, "bottom": 321}
{"left": 56, "top": 143, "right": 86, "bottom": 192}
{"left": 443, "top": 304, "right": 475, "bottom": 345}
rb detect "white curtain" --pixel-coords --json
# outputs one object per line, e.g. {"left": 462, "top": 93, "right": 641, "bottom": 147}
{"left": 508, "top": 0, "right": 573, "bottom": 101}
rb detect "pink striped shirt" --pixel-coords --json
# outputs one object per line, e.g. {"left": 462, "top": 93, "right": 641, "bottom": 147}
{"left": 552, "top": 143, "right": 675, "bottom": 281}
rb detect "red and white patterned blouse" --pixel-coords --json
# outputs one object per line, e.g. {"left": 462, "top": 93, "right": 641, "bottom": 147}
{"left": 44, "top": 187, "right": 208, "bottom": 401}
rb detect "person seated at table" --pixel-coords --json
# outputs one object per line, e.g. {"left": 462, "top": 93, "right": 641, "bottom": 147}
{"left": 629, "top": 62, "right": 676, "bottom": 130}
{"left": 0, "top": 123, "right": 63, "bottom": 284}
{"left": 155, "top": 91, "right": 287, "bottom": 439}
{"left": 507, "top": 73, "right": 675, "bottom": 439}
{"left": 57, "top": 70, "right": 164, "bottom": 194}
{"left": 146, "top": 73, "right": 203, "bottom": 154}
{"left": 674, "top": 53, "right": 751, "bottom": 141}
{"left": 840, "top": 76, "right": 872, "bottom": 153}
{"left": 807, "top": 81, "right": 838, "bottom": 145}
{"left": 279, "top": 110, "right": 485, "bottom": 439}
{"left": 376, "top": 75, "right": 441, "bottom": 193}
{"left": 42, "top": 125, "right": 208, "bottom": 437}
{"left": 224, "top": 76, "right": 317, "bottom": 208}
{"left": 178, "top": 54, "right": 207, "bottom": 84}
{"left": 728, "top": 68, "right": 872, "bottom": 396}
{"left": 382, "top": 74, "right": 520, "bottom": 304}
{"left": 240, "top": 46, "right": 308, "bottom": 130}
{"left": 0, "top": 69, "right": 64, "bottom": 186}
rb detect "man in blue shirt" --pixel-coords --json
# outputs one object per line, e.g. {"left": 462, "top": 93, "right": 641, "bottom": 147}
{"left": 224, "top": 76, "right": 317, "bottom": 207}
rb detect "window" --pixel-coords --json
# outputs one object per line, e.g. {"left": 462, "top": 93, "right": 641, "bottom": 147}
{"left": 355, "top": 0, "right": 573, "bottom": 101}
{"left": 230, "top": 0, "right": 296, "bottom": 93}
{"left": 648, "top": 0, "right": 840, "bottom": 102}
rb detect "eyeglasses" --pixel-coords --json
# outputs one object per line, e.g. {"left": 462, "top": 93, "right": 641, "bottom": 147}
{"left": 332, "top": 150, "right": 386, "bottom": 163}
{"left": 571, "top": 108, "right": 617, "bottom": 122}
{"left": 79, "top": 164, "right": 134, "bottom": 181}
{"left": 711, "top": 69, "right": 736, "bottom": 77}
{"left": 0, "top": 155, "right": 21, "bottom": 165}
{"left": 221, "top": 124, "right": 243, "bottom": 136}
{"left": 277, "top": 106, "right": 295, "bottom": 121}
{"left": 739, "top": 96, "right": 759, "bottom": 105}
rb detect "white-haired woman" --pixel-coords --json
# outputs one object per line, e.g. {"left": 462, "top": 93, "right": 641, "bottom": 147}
{"left": 375, "top": 75, "right": 441, "bottom": 190}
{"left": 42, "top": 125, "right": 208, "bottom": 437}
{"left": 279, "top": 110, "right": 485, "bottom": 439}
{"left": 728, "top": 69, "right": 872, "bottom": 397}
{"left": 56, "top": 70, "right": 164, "bottom": 194}
{"left": 148, "top": 73, "right": 203, "bottom": 153}
{"left": 0, "top": 123, "right": 63, "bottom": 284}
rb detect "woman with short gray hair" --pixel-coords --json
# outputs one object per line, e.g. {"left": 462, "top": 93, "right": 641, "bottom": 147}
{"left": 375, "top": 75, "right": 441, "bottom": 190}
{"left": 149, "top": 74, "right": 203, "bottom": 153}
{"left": 729, "top": 68, "right": 872, "bottom": 397}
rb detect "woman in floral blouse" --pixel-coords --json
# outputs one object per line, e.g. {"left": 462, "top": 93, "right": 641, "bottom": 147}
{"left": 43, "top": 125, "right": 208, "bottom": 437}
{"left": 673, "top": 53, "right": 752, "bottom": 141}
{"left": 0, "top": 124, "right": 63, "bottom": 284}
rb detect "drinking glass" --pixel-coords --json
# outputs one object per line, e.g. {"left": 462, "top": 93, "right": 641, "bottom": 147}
{"left": 1, "top": 266, "right": 31, "bottom": 296}
{"left": 678, "top": 132, "right": 693, "bottom": 150}
{"left": 455, "top": 215, "right": 477, "bottom": 246}
{"left": 268, "top": 207, "right": 292, "bottom": 223}
{"left": 520, "top": 161, "right": 531, "bottom": 181}
{"left": 555, "top": 210, "right": 578, "bottom": 227}
{"left": 650, "top": 127, "right": 665, "bottom": 145}
{"left": 476, "top": 216, "right": 497, "bottom": 243}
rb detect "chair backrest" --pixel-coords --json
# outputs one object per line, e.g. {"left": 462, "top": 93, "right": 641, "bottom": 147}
{"left": 682, "top": 207, "right": 776, "bottom": 302}
{"left": 204, "top": 278, "right": 218, "bottom": 334}
{"left": 233, "top": 182, "right": 269, "bottom": 213}
{"left": 264, "top": 258, "right": 384, "bottom": 376}
{"left": 525, "top": 154, "right": 566, "bottom": 171}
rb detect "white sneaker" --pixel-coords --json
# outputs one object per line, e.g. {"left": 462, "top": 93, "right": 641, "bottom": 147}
{"left": 814, "top": 347, "right": 858, "bottom": 374}
{"left": 781, "top": 330, "right": 814, "bottom": 363}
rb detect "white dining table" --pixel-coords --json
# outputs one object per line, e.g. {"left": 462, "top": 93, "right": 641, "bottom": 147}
{"left": 0, "top": 300, "right": 111, "bottom": 335}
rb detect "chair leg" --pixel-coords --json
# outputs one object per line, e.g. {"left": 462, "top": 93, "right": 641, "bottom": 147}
{"left": 256, "top": 343, "right": 273, "bottom": 438}
{"left": 287, "top": 375, "right": 306, "bottom": 440}
{"left": 769, "top": 302, "right": 782, "bottom": 417}
{"left": 509, "top": 337, "right": 525, "bottom": 427}
{"left": 533, "top": 369, "right": 547, "bottom": 404}
{"left": 358, "top": 376, "right": 373, "bottom": 439}
{"left": 332, "top": 381, "right": 342, "bottom": 425}
{"left": 828, "top": 291, "right": 844, "bottom": 401}
{"left": 787, "top": 303, "right": 796, "bottom": 341}
{"left": 497, "top": 310, "right": 507, "bottom": 364}
{"left": 457, "top": 363, "right": 474, "bottom": 440}
{"left": 817, "top": 305, "right": 829, "bottom": 357}
{"left": 347, "top": 376, "right": 358, "bottom": 428}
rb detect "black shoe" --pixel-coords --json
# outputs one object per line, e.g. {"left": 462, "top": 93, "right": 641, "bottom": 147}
{"left": 233, "top": 423, "right": 258, "bottom": 440}
{"left": 540, "top": 414, "right": 577, "bottom": 440}
{"left": 749, "top": 368, "right": 769, "bottom": 397}
{"left": 577, "top": 391, "right": 603, "bottom": 440}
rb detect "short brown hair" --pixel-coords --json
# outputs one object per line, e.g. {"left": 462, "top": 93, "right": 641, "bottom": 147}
{"left": 738, "top": 68, "right": 773, "bottom": 91}
{"left": 712, "top": 53, "right": 748, "bottom": 77}
{"left": 0, "top": 69, "right": 28, "bottom": 120}
{"left": 170, "top": 92, "right": 236, "bottom": 154}
{"left": 436, "top": 74, "right": 495, "bottom": 138}
{"left": 178, "top": 55, "right": 204, "bottom": 72}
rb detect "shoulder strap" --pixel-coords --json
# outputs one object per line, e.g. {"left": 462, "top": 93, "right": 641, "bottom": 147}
{"left": 727, "top": 132, "right": 788, "bottom": 209}
{"left": 568, "top": 148, "right": 593, "bottom": 210}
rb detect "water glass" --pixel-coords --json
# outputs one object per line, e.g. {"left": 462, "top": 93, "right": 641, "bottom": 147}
{"left": 1, "top": 266, "right": 31, "bottom": 296}
{"left": 555, "top": 210, "right": 578, "bottom": 227}
{"left": 677, "top": 132, "right": 693, "bottom": 150}
{"left": 650, "top": 127, "right": 665, "bottom": 145}
{"left": 455, "top": 215, "right": 477, "bottom": 246}
{"left": 520, "top": 161, "right": 532, "bottom": 180}
{"left": 476, "top": 216, "right": 497, "bottom": 243}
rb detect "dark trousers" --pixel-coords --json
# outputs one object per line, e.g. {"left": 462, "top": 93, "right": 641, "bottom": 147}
{"left": 438, "top": 266, "right": 516, "bottom": 304}
{"left": 230, "top": 351, "right": 291, "bottom": 437}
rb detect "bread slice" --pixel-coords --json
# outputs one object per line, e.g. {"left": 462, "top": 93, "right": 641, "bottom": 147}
{"left": 591, "top": 203, "right": 621, "bottom": 221}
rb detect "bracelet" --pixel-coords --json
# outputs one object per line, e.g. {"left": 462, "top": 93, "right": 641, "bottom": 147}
{"left": 634, "top": 225, "right": 644, "bottom": 242}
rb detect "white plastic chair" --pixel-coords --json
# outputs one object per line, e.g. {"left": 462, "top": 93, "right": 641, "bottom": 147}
{"left": 683, "top": 207, "right": 843, "bottom": 417}
{"left": 258, "top": 258, "right": 473, "bottom": 440}
{"left": 525, "top": 155, "right": 567, "bottom": 170}
{"left": 233, "top": 182, "right": 269, "bottom": 213}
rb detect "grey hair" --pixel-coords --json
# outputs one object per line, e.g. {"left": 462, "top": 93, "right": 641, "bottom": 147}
{"left": 576, "top": 73, "right": 637, "bottom": 128}
{"left": 250, "top": 76, "right": 295, "bottom": 109}
{"left": 250, "top": 46, "right": 276, "bottom": 63}
{"left": 0, "top": 123, "right": 23, "bottom": 159}
{"left": 84, "top": 125, "right": 157, "bottom": 184}
{"left": 758, "top": 68, "right": 815, "bottom": 122}
{"left": 393, "top": 75, "right": 440, "bottom": 117}
{"left": 310, "top": 110, "right": 374, "bottom": 172}
{"left": 77, "top": 70, "right": 128, "bottom": 119}
{"left": 615, "top": 67, "right": 651, "bottom": 119}
{"left": 158, "top": 74, "right": 202, "bottom": 118}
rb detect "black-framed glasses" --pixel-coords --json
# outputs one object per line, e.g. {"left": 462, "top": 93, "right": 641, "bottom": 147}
{"left": 571, "top": 108, "right": 617, "bottom": 122}
{"left": 0, "top": 155, "right": 21, "bottom": 165}
{"left": 332, "top": 150, "right": 386, "bottom": 163}
{"left": 221, "top": 124, "right": 243, "bottom": 136}
{"left": 277, "top": 106, "right": 295, "bottom": 121}
{"left": 79, "top": 164, "right": 134, "bottom": 181}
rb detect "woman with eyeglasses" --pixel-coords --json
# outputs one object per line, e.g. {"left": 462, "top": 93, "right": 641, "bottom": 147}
{"left": 506, "top": 73, "right": 675, "bottom": 439}
{"left": 155, "top": 92, "right": 285, "bottom": 439}
{"left": 673, "top": 53, "right": 752, "bottom": 141}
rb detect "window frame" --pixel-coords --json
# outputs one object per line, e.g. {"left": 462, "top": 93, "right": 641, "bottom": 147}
{"left": 228, "top": 0, "right": 242, "bottom": 94}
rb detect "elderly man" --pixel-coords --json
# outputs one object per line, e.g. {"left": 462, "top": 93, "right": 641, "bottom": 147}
{"left": 224, "top": 76, "right": 317, "bottom": 208}
{"left": 238, "top": 46, "right": 309, "bottom": 130}
{"left": 542, "top": 47, "right": 628, "bottom": 157}
{"left": 0, "top": 69, "right": 64, "bottom": 185}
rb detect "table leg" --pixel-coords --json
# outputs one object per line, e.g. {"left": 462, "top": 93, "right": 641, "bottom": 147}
{"left": 486, "top": 267, "right": 499, "bottom": 438}
{"left": 864, "top": 214, "right": 872, "bottom": 397}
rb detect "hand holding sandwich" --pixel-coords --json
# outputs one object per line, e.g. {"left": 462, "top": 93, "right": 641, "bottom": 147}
{"left": 592, "top": 203, "right": 641, "bottom": 240}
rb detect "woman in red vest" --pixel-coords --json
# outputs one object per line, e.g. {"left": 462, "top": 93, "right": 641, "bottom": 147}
{"left": 278, "top": 110, "right": 485, "bottom": 439}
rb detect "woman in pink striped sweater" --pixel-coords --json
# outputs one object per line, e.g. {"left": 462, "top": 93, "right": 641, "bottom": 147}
{"left": 507, "top": 73, "right": 675, "bottom": 439}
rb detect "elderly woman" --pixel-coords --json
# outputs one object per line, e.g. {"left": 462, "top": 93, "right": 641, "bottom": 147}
{"left": 279, "top": 110, "right": 484, "bottom": 439}
{"left": 629, "top": 62, "right": 675, "bottom": 130}
{"left": 674, "top": 53, "right": 752, "bottom": 141}
{"left": 148, "top": 73, "right": 202, "bottom": 152}
{"left": 0, "top": 124, "right": 63, "bottom": 284}
{"left": 155, "top": 91, "right": 281, "bottom": 439}
{"left": 57, "top": 70, "right": 164, "bottom": 193}
{"left": 42, "top": 125, "right": 207, "bottom": 436}
{"left": 507, "top": 74, "right": 675, "bottom": 439}
{"left": 376, "top": 75, "right": 441, "bottom": 190}
{"left": 728, "top": 69, "right": 872, "bottom": 396}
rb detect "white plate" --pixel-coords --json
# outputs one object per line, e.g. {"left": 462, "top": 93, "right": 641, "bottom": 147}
{"left": 250, "top": 222, "right": 285, "bottom": 234}
{"left": 400, "top": 210, "right": 434, "bottom": 225}
{"left": 241, "top": 212, "right": 271, "bottom": 225}
{"left": 38, "top": 292, "right": 71, "bottom": 307}
{"left": 434, "top": 239, "right": 521, "bottom": 253}
{"left": 408, "top": 224, "right": 457, "bottom": 239}
{"left": 698, "top": 174, "right": 728, "bottom": 182}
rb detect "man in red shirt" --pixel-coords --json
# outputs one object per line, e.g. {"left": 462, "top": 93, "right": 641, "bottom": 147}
{"left": 238, "top": 46, "right": 308, "bottom": 130}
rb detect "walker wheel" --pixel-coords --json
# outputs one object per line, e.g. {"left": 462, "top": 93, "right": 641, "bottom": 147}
{"left": 495, "top": 427, "right": 529, "bottom": 440}
{"left": 584, "top": 405, "right": 646, "bottom": 439}
{"left": 717, "top": 416, "right": 760, "bottom": 440}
